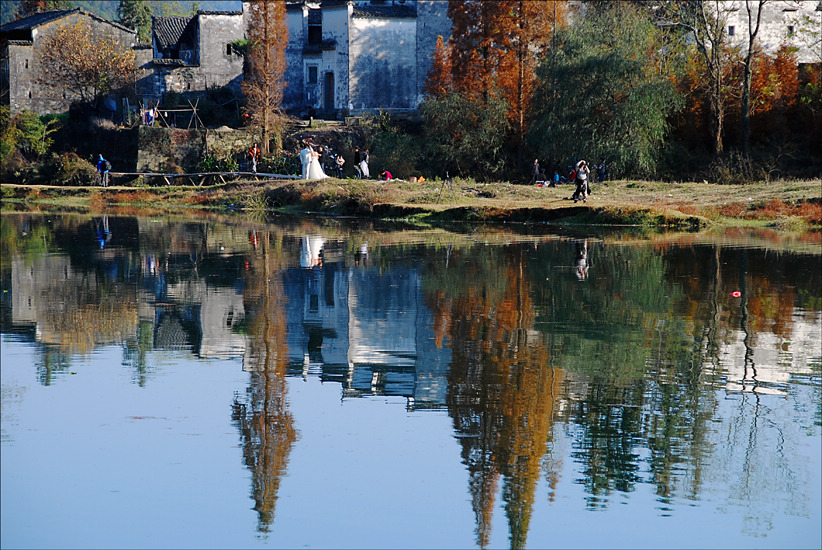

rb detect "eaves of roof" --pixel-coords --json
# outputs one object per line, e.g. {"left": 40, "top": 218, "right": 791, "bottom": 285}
{"left": 0, "top": 7, "right": 136, "bottom": 35}
{"left": 153, "top": 15, "right": 195, "bottom": 50}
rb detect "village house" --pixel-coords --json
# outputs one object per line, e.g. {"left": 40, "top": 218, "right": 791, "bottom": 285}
{"left": 141, "top": 9, "right": 246, "bottom": 100}
{"left": 0, "top": 7, "right": 138, "bottom": 115}
{"left": 283, "top": 0, "right": 451, "bottom": 117}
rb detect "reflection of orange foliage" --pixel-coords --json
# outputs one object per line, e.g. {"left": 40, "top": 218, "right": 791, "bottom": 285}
{"left": 40, "top": 302, "right": 138, "bottom": 354}
{"left": 234, "top": 232, "right": 297, "bottom": 533}
{"left": 425, "top": 252, "right": 562, "bottom": 548}
{"left": 746, "top": 274, "right": 795, "bottom": 339}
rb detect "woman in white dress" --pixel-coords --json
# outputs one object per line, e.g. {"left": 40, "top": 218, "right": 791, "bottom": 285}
{"left": 307, "top": 149, "right": 328, "bottom": 180}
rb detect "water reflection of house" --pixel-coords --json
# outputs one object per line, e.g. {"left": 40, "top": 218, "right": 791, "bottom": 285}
{"left": 10, "top": 256, "right": 138, "bottom": 350}
{"left": 140, "top": 256, "right": 247, "bottom": 359}
{"left": 722, "top": 313, "right": 822, "bottom": 396}
{"left": 277, "top": 240, "right": 451, "bottom": 409}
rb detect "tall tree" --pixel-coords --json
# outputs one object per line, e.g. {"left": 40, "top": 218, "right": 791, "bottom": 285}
{"left": 423, "top": 35, "right": 452, "bottom": 99}
{"left": 15, "top": 0, "right": 72, "bottom": 20}
{"left": 528, "top": 3, "right": 682, "bottom": 177}
{"left": 242, "top": 0, "right": 288, "bottom": 155}
{"left": 440, "top": 1, "right": 566, "bottom": 164}
{"left": 117, "top": 0, "right": 152, "bottom": 42}
{"left": 654, "top": 0, "right": 737, "bottom": 155}
{"left": 740, "top": 0, "right": 767, "bottom": 156}
{"left": 38, "top": 20, "right": 136, "bottom": 108}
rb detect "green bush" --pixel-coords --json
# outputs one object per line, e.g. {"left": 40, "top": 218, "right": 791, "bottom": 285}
{"left": 37, "top": 152, "right": 97, "bottom": 186}
{"left": 372, "top": 130, "right": 424, "bottom": 179}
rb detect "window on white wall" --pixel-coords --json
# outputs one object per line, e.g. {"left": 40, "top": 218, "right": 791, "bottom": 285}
{"left": 728, "top": 25, "right": 735, "bottom": 36}
{"left": 308, "top": 66, "right": 318, "bottom": 84}
{"left": 787, "top": 25, "right": 795, "bottom": 36}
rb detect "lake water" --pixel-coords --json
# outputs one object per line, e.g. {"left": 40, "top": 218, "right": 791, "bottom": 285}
{"left": 1, "top": 212, "right": 820, "bottom": 550}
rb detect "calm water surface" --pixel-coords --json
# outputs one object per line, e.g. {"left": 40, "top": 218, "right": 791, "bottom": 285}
{"left": 1, "top": 213, "right": 820, "bottom": 549}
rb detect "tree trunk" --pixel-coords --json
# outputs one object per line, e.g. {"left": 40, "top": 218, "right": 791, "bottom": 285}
{"left": 710, "top": 78, "right": 724, "bottom": 155}
{"left": 741, "top": 62, "right": 752, "bottom": 156}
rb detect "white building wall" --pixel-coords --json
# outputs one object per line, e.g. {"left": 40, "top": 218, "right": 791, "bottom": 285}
{"left": 720, "top": 1, "right": 822, "bottom": 64}
{"left": 197, "top": 13, "right": 245, "bottom": 89}
{"left": 349, "top": 17, "right": 417, "bottom": 110}
{"left": 322, "top": 3, "right": 351, "bottom": 114}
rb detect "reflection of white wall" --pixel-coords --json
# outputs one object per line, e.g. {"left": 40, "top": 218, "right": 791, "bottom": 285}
{"left": 347, "top": 271, "right": 420, "bottom": 368}
{"left": 199, "top": 287, "right": 246, "bottom": 359}
{"left": 721, "top": 312, "right": 822, "bottom": 395}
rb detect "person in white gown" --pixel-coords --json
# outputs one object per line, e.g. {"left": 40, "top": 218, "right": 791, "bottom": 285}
{"left": 307, "top": 149, "right": 328, "bottom": 180}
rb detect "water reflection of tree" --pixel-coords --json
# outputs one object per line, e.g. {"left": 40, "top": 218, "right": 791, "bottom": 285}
{"left": 425, "top": 246, "right": 562, "bottom": 550}
{"left": 231, "top": 231, "right": 298, "bottom": 534}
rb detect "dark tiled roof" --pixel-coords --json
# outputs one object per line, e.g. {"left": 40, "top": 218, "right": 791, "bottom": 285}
{"left": 352, "top": 4, "right": 416, "bottom": 18}
{"left": 153, "top": 16, "right": 196, "bottom": 50}
{"left": 0, "top": 9, "right": 74, "bottom": 32}
{"left": 152, "top": 58, "right": 189, "bottom": 66}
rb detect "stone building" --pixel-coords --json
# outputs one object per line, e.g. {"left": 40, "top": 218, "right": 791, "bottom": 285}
{"left": 283, "top": 0, "right": 451, "bottom": 117}
{"left": 0, "top": 8, "right": 138, "bottom": 115}
{"left": 141, "top": 9, "right": 246, "bottom": 101}
{"left": 720, "top": 0, "right": 822, "bottom": 64}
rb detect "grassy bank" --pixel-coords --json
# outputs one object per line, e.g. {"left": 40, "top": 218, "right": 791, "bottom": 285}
{"left": 2, "top": 177, "right": 820, "bottom": 229}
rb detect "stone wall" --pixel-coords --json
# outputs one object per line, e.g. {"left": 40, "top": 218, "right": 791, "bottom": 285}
{"left": 197, "top": 13, "right": 245, "bottom": 89}
{"left": 136, "top": 125, "right": 255, "bottom": 172}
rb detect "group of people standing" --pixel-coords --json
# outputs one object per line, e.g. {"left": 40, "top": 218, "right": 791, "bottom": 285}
{"left": 297, "top": 141, "right": 370, "bottom": 180}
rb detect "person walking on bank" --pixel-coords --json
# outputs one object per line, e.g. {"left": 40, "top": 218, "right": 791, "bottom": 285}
{"left": 354, "top": 147, "right": 362, "bottom": 178}
{"left": 573, "top": 159, "right": 590, "bottom": 203}
{"left": 596, "top": 157, "right": 607, "bottom": 183}
{"left": 530, "top": 158, "right": 540, "bottom": 185}
{"left": 97, "top": 154, "right": 110, "bottom": 187}
{"left": 248, "top": 143, "right": 260, "bottom": 173}
{"left": 334, "top": 153, "right": 345, "bottom": 178}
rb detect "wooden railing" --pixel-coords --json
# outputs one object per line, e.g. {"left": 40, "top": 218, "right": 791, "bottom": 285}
{"left": 109, "top": 171, "right": 299, "bottom": 186}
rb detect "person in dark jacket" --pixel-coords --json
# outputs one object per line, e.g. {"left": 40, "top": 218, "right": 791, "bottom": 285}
{"left": 530, "top": 158, "right": 540, "bottom": 185}
{"left": 97, "top": 154, "right": 110, "bottom": 187}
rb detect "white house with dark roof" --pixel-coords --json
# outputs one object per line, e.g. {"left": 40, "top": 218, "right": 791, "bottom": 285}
{"left": 283, "top": 0, "right": 451, "bottom": 117}
{"left": 144, "top": 9, "right": 246, "bottom": 99}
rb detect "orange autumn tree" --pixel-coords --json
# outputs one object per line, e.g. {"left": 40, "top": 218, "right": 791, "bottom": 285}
{"left": 432, "top": 0, "right": 566, "bottom": 166}
{"left": 243, "top": 0, "right": 288, "bottom": 155}
{"left": 749, "top": 44, "right": 799, "bottom": 143}
{"left": 422, "top": 35, "right": 453, "bottom": 99}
